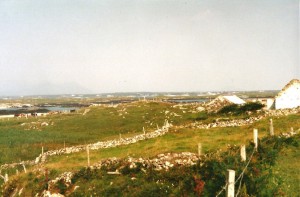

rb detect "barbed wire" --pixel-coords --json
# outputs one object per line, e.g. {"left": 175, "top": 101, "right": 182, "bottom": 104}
{"left": 235, "top": 148, "right": 255, "bottom": 184}
{"left": 235, "top": 148, "right": 256, "bottom": 197}
{"left": 215, "top": 183, "right": 228, "bottom": 197}
{"left": 215, "top": 147, "right": 256, "bottom": 197}
{"left": 235, "top": 173, "right": 244, "bottom": 197}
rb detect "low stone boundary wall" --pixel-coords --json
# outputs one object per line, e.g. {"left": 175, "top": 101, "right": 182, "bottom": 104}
{"left": 179, "top": 107, "right": 300, "bottom": 130}
{"left": 0, "top": 123, "right": 172, "bottom": 170}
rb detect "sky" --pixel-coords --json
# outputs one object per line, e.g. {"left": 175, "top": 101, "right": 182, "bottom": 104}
{"left": 0, "top": 0, "right": 299, "bottom": 95}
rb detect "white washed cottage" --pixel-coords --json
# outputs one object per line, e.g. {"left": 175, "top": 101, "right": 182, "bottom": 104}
{"left": 273, "top": 79, "right": 300, "bottom": 109}
{"left": 206, "top": 95, "right": 246, "bottom": 112}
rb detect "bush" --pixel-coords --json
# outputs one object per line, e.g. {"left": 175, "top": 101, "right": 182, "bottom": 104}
{"left": 240, "top": 102, "right": 264, "bottom": 112}
{"left": 218, "top": 104, "right": 239, "bottom": 114}
{"left": 218, "top": 102, "right": 264, "bottom": 115}
{"left": 56, "top": 179, "right": 67, "bottom": 195}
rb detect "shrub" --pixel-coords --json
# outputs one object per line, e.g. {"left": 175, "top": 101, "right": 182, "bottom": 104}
{"left": 218, "top": 102, "right": 264, "bottom": 115}
{"left": 240, "top": 102, "right": 264, "bottom": 112}
{"left": 56, "top": 179, "right": 67, "bottom": 195}
{"left": 218, "top": 104, "right": 239, "bottom": 114}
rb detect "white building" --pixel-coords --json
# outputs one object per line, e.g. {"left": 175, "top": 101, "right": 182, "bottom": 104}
{"left": 207, "top": 95, "right": 246, "bottom": 106}
{"left": 274, "top": 79, "right": 300, "bottom": 109}
{"left": 221, "top": 95, "right": 246, "bottom": 105}
{"left": 206, "top": 95, "right": 246, "bottom": 112}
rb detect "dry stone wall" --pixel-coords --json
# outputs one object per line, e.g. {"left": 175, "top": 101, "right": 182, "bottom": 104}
{"left": 1, "top": 107, "right": 299, "bottom": 172}
{"left": 0, "top": 122, "right": 172, "bottom": 170}
{"left": 179, "top": 107, "right": 300, "bottom": 130}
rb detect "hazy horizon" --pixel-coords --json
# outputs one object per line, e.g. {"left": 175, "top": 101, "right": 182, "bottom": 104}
{"left": 0, "top": 0, "right": 299, "bottom": 96}
{"left": 0, "top": 89, "right": 281, "bottom": 98}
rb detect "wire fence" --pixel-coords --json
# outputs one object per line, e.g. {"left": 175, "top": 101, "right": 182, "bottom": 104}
{"left": 215, "top": 147, "right": 256, "bottom": 197}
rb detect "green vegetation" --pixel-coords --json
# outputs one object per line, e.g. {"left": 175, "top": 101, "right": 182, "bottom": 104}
{"left": 0, "top": 102, "right": 200, "bottom": 164}
{"left": 218, "top": 102, "right": 264, "bottom": 115}
{"left": 26, "top": 113, "right": 297, "bottom": 174}
{"left": 3, "top": 134, "right": 299, "bottom": 196}
{"left": 0, "top": 100, "right": 299, "bottom": 196}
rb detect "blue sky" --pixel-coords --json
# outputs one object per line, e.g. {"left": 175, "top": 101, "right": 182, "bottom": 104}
{"left": 0, "top": 0, "right": 299, "bottom": 95}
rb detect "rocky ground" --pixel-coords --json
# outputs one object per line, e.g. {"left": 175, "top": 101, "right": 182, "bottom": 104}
{"left": 28, "top": 128, "right": 300, "bottom": 197}
{"left": 1, "top": 104, "right": 300, "bottom": 196}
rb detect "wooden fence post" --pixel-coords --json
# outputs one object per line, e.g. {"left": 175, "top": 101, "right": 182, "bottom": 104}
{"left": 5, "top": 173, "right": 8, "bottom": 183}
{"left": 87, "top": 145, "right": 90, "bottom": 167}
{"left": 143, "top": 127, "right": 146, "bottom": 136}
{"left": 240, "top": 145, "right": 246, "bottom": 162}
{"left": 22, "top": 163, "right": 27, "bottom": 173}
{"left": 269, "top": 119, "right": 274, "bottom": 136}
{"left": 226, "top": 169, "right": 235, "bottom": 197}
{"left": 165, "top": 120, "right": 169, "bottom": 131}
{"left": 198, "top": 143, "right": 202, "bottom": 157}
{"left": 253, "top": 129, "right": 258, "bottom": 151}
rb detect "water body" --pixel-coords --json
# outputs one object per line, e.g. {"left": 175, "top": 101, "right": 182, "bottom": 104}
{"left": 0, "top": 106, "right": 78, "bottom": 115}
{"left": 1, "top": 106, "right": 77, "bottom": 112}
{"left": 43, "top": 106, "right": 78, "bottom": 112}
{"left": 165, "top": 99, "right": 208, "bottom": 103}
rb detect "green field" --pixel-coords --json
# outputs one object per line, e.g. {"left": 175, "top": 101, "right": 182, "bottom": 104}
{"left": 39, "top": 113, "right": 300, "bottom": 172}
{"left": 0, "top": 102, "right": 204, "bottom": 164}
{"left": 0, "top": 101, "right": 299, "bottom": 196}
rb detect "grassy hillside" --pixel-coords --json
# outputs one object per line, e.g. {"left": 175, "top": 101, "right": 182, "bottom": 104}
{"left": 37, "top": 113, "right": 300, "bottom": 172}
{"left": 2, "top": 127, "right": 299, "bottom": 196}
{"left": 0, "top": 100, "right": 271, "bottom": 164}
{"left": 0, "top": 101, "right": 299, "bottom": 196}
{"left": 0, "top": 102, "right": 201, "bottom": 164}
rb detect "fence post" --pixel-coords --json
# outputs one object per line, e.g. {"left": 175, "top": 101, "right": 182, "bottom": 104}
{"left": 165, "top": 120, "right": 169, "bottom": 131}
{"left": 87, "top": 145, "right": 90, "bottom": 167}
{"left": 198, "top": 143, "right": 202, "bottom": 157}
{"left": 22, "top": 163, "right": 27, "bottom": 173}
{"left": 119, "top": 133, "right": 122, "bottom": 141}
{"left": 226, "top": 169, "right": 235, "bottom": 197}
{"left": 4, "top": 173, "right": 8, "bottom": 183}
{"left": 253, "top": 129, "right": 258, "bottom": 151}
{"left": 240, "top": 145, "right": 246, "bottom": 162}
{"left": 143, "top": 127, "right": 146, "bottom": 136}
{"left": 42, "top": 146, "right": 44, "bottom": 155}
{"left": 269, "top": 119, "right": 274, "bottom": 136}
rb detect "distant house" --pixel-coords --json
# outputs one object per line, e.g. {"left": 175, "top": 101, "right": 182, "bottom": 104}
{"left": 221, "top": 95, "right": 246, "bottom": 105}
{"left": 272, "top": 79, "right": 300, "bottom": 109}
{"left": 206, "top": 95, "right": 246, "bottom": 112}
